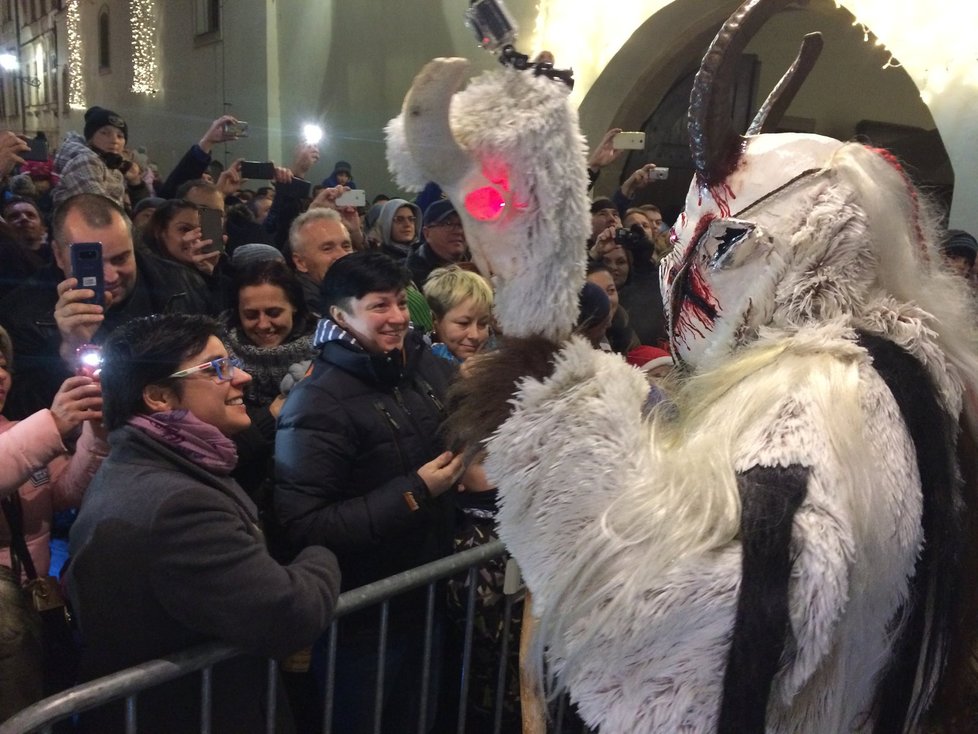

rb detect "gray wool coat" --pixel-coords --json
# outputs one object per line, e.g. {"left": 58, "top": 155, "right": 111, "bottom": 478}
{"left": 67, "top": 425, "right": 340, "bottom": 734}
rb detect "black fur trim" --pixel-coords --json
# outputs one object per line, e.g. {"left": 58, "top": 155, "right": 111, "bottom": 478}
{"left": 718, "top": 464, "right": 809, "bottom": 734}
{"left": 857, "top": 332, "right": 962, "bottom": 734}
{"left": 443, "top": 335, "right": 561, "bottom": 453}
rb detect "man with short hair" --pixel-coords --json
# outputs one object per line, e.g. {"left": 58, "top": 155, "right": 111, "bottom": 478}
{"left": 590, "top": 196, "right": 621, "bottom": 239}
{"left": 3, "top": 196, "right": 49, "bottom": 256}
{"left": 176, "top": 178, "right": 226, "bottom": 216}
{"left": 0, "top": 194, "right": 211, "bottom": 419}
{"left": 288, "top": 208, "right": 353, "bottom": 315}
{"left": 406, "top": 198, "right": 469, "bottom": 288}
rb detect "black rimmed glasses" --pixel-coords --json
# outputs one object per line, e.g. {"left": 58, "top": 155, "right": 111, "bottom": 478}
{"left": 428, "top": 218, "right": 464, "bottom": 230}
{"left": 168, "top": 356, "right": 242, "bottom": 383}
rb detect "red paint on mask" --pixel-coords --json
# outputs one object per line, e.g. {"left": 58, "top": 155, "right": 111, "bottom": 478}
{"left": 869, "top": 146, "right": 927, "bottom": 260}
{"left": 673, "top": 263, "right": 721, "bottom": 348}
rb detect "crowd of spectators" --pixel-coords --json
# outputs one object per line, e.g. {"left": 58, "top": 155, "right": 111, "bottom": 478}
{"left": 0, "top": 107, "right": 682, "bottom": 732}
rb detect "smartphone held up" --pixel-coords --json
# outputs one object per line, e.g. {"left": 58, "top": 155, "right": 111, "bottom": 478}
{"left": 69, "top": 242, "right": 104, "bottom": 307}
{"left": 198, "top": 208, "right": 225, "bottom": 254}
{"left": 75, "top": 343, "right": 103, "bottom": 378}
{"left": 612, "top": 131, "right": 646, "bottom": 150}
{"left": 222, "top": 120, "right": 249, "bottom": 139}
{"left": 335, "top": 189, "right": 366, "bottom": 208}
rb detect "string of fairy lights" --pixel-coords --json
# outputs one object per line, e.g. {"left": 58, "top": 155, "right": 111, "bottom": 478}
{"left": 65, "top": 0, "right": 159, "bottom": 108}
{"left": 129, "top": 0, "right": 159, "bottom": 95}
{"left": 65, "top": 0, "right": 85, "bottom": 109}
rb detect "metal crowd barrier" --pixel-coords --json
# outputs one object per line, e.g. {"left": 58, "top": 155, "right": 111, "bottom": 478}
{"left": 1, "top": 539, "right": 556, "bottom": 734}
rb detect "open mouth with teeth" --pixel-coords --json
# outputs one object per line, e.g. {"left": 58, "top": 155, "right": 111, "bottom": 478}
{"left": 225, "top": 397, "right": 244, "bottom": 406}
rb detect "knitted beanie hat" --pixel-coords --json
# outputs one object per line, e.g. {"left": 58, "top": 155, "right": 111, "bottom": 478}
{"left": 84, "top": 106, "right": 128, "bottom": 143}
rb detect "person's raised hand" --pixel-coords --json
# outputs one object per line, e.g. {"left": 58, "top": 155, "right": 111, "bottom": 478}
{"left": 50, "top": 374, "right": 103, "bottom": 438}
{"left": 589, "top": 226, "right": 619, "bottom": 261}
{"left": 417, "top": 451, "right": 466, "bottom": 498}
{"left": 309, "top": 185, "right": 346, "bottom": 211}
{"left": 291, "top": 143, "right": 320, "bottom": 179}
{"left": 621, "top": 163, "right": 660, "bottom": 199}
{"left": 0, "top": 132, "right": 30, "bottom": 178}
{"left": 186, "top": 232, "right": 221, "bottom": 276}
{"left": 217, "top": 158, "right": 243, "bottom": 196}
{"left": 55, "top": 278, "right": 109, "bottom": 363}
{"left": 588, "top": 127, "right": 624, "bottom": 171}
{"left": 199, "top": 115, "right": 240, "bottom": 153}
{"left": 272, "top": 165, "right": 294, "bottom": 185}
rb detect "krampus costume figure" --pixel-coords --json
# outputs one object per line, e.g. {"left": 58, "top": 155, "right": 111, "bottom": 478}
{"left": 386, "top": 0, "right": 978, "bottom": 731}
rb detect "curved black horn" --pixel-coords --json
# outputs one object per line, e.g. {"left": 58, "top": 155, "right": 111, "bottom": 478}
{"left": 688, "top": 0, "right": 792, "bottom": 186}
{"left": 747, "top": 33, "right": 823, "bottom": 135}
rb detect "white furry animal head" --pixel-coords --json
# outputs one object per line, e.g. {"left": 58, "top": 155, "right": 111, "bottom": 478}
{"left": 386, "top": 58, "right": 591, "bottom": 342}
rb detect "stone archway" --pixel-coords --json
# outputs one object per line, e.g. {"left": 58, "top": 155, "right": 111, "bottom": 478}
{"left": 566, "top": 0, "right": 966, "bottom": 228}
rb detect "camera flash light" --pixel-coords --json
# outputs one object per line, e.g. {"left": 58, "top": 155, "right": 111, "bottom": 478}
{"left": 303, "top": 124, "right": 323, "bottom": 145}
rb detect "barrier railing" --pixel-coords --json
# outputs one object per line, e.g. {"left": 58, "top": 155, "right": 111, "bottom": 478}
{"left": 1, "top": 539, "right": 551, "bottom": 734}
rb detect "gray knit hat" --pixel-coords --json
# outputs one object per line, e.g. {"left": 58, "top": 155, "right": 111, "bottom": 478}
{"left": 231, "top": 243, "right": 285, "bottom": 269}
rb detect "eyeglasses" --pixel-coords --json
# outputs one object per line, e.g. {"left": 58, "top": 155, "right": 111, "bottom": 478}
{"left": 168, "top": 356, "right": 242, "bottom": 382}
{"left": 428, "top": 219, "right": 464, "bottom": 230}
{"left": 393, "top": 215, "right": 417, "bottom": 225}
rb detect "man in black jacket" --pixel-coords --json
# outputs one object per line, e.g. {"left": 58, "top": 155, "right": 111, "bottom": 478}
{"left": 406, "top": 198, "right": 469, "bottom": 288}
{"left": 0, "top": 194, "right": 213, "bottom": 419}
{"left": 274, "top": 251, "right": 463, "bottom": 733}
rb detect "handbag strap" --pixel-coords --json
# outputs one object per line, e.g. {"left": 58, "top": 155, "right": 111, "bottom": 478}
{"left": 1, "top": 494, "right": 40, "bottom": 580}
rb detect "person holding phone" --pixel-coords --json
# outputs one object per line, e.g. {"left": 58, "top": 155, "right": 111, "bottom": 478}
{"left": 142, "top": 199, "right": 222, "bottom": 276}
{"left": 66, "top": 313, "right": 339, "bottom": 734}
{"left": 0, "top": 325, "right": 107, "bottom": 719}
{"left": 141, "top": 199, "right": 229, "bottom": 314}
{"left": 0, "top": 194, "right": 213, "bottom": 420}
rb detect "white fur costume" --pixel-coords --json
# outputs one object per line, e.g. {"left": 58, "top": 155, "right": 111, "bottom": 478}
{"left": 386, "top": 1, "right": 978, "bottom": 730}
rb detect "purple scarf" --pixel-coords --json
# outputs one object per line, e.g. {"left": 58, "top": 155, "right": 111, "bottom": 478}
{"left": 128, "top": 410, "right": 238, "bottom": 475}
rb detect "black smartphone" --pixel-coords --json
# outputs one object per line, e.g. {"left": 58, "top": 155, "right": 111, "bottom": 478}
{"left": 277, "top": 176, "right": 311, "bottom": 200}
{"left": 199, "top": 207, "right": 225, "bottom": 254}
{"left": 69, "top": 242, "right": 104, "bottom": 306}
{"left": 240, "top": 161, "right": 276, "bottom": 180}
{"left": 22, "top": 136, "right": 48, "bottom": 162}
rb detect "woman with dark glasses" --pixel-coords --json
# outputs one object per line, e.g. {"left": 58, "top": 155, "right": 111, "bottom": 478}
{"left": 65, "top": 313, "right": 339, "bottom": 734}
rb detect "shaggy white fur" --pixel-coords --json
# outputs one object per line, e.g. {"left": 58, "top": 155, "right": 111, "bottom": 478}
{"left": 487, "top": 323, "right": 922, "bottom": 733}
{"left": 387, "top": 34, "right": 978, "bottom": 734}
{"left": 386, "top": 59, "right": 591, "bottom": 343}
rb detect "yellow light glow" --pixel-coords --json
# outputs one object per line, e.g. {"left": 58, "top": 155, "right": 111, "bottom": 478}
{"left": 531, "top": 0, "right": 978, "bottom": 107}
{"left": 836, "top": 0, "right": 978, "bottom": 104}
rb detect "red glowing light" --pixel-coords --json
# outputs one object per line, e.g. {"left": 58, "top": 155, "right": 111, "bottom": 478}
{"left": 465, "top": 186, "right": 507, "bottom": 222}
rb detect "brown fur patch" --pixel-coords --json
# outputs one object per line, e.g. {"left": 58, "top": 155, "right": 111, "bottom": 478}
{"left": 445, "top": 335, "right": 561, "bottom": 452}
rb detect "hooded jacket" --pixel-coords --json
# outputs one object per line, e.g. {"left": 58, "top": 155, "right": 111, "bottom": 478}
{"left": 375, "top": 198, "right": 422, "bottom": 261}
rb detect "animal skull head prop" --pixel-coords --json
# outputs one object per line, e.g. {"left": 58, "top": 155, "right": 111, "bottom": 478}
{"left": 386, "top": 58, "right": 591, "bottom": 342}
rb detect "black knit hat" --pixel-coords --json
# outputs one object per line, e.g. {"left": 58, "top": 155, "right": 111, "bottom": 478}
{"left": 84, "top": 106, "right": 128, "bottom": 143}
